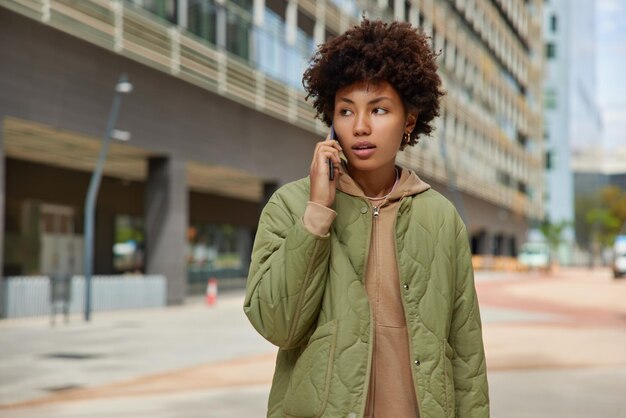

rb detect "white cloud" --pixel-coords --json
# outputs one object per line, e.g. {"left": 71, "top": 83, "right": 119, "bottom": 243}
{"left": 597, "top": 0, "right": 626, "bottom": 36}
{"left": 603, "top": 107, "right": 626, "bottom": 121}
{"left": 598, "top": 0, "right": 624, "bottom": 13}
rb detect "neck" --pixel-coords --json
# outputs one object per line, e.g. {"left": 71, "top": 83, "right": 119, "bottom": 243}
{"left": 346, "top": 161, "right": 398, "bottom": 199}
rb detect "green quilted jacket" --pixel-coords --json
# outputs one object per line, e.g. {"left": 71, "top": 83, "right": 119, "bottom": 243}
{"left": 244, "top": 176, "right": 489, "bottom": 418}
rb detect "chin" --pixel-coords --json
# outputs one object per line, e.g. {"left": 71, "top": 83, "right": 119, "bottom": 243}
{"left": 345, "top": 158, "right": 388, "bottom": 172}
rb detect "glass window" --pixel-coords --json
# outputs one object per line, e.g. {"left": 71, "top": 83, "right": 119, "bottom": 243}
{"left": 113, "top": 215, "right": 144, "bottom": 273}
{"left": 330, "top": 0, "right": 359, "bottom": 18}
{"left": 253, "top": 8, "right": 313, "bottom": 89}
{"left": 134, "top": 0, "right": 177, "bottom": 23}
{"left": 225, "top": 3, "right": 253, "bottom": 61}
{"left": 544, "top": 87, "right": 557, "bottom": 109}
{"left": 187, "top": 223, "right": 253, "bottom": 282}
{"left": 545, "top": 150, "right": 553, "bottom": 170}
{"left": 187, "top": 0, "right": 218, "bottom": 44}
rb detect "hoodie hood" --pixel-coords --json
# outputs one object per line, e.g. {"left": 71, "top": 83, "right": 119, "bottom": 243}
{"left": 336, "top": 159, "right": 430, "bottom": 202}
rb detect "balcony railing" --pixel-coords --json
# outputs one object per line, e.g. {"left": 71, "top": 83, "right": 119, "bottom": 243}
{"left": 0, "top": 0, "right": 324, "bottom": 134}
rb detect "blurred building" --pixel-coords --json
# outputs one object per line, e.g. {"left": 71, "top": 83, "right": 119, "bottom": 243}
{"left": 542, "top": 0, "right": 602, "bottom": 264}
{"left": 0, "top": 0, "right": 544, "bottom": 307}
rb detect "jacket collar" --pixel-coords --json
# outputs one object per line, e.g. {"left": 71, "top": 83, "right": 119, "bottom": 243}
{"left": 336, "top": 159, "right": 430, "bottom": 203}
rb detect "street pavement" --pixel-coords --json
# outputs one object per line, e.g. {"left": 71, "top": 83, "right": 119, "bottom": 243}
{"left": 1, "top": 267, "right": 625, "bottom": 417}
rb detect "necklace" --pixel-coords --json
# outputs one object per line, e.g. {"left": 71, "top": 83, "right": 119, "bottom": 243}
{"left": 364, "top": 168, "right": 400, "bottom": 201}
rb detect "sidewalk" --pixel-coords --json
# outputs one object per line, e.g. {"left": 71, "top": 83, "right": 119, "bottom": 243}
{"left": 1, "top": 268, "right": 625, "bottom": 417}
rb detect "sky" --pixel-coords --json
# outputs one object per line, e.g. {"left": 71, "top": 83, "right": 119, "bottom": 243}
{"left": 596, "top": 0, "right": 626, "bottom": 149}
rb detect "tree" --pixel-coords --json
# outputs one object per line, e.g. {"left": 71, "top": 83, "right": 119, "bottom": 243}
{"left": 586, "top": 208, "right": 621, "bottom": 247}
{"left": 539, "top": 219, "right": 571, "bottom": 270}
{"left": 586, "top": 186, "right": 626, "bottom": 245}
{"left": 600, "top": 186, "right": 626, "bottom": 229}
{"left": 583, "top": 186, "right": 626, "bottom": 267}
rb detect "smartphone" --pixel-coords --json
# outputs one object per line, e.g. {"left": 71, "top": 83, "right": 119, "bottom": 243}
{"left": 329, "top": 123, "right": 337, "bottom": 181}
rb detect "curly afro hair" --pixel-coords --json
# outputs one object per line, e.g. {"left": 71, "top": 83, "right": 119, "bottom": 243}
{"left": 302, "top": 19, "right": 445, "bottom": 148}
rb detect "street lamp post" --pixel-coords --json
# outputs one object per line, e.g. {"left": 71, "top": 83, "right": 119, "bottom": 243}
{"left": 83, "top": 73, "right": 133, "bottom": 322}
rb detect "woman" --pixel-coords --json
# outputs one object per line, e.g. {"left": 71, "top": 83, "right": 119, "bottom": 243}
{"left": 244, "top": 19, "right": 489, "bottom": 418}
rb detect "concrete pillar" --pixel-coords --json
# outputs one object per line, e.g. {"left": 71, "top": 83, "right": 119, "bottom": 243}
{"left": 252, "top": 0, "right": 265, "bottom": 69}
{"left": 486, "top": 232, "right": 496, "bottom": 255}
{"left": 0, "top": 117, "right": 5, "bottom": 317}
{"left": 177, "top": 0, "right": 188, "bottom": 29}
{"left": 253, "top": 0, "right": 265, "bottom": 26}
{"left": 394, "top": 0, "right": 405, "bottom": 20}
{"left": 285, "top": 0, "right": 298, "bottom": 46}
{"left": 314, "top": 0, "right": 326, "bottom": 46}
{"left": 409, "top": 3, "right": 419, "bottom": 27}
{"left": 216, "top": 0, "right": 227, "bottom": 50}
{"left": 145, "top": 156, "right": 188, "bottom": 305}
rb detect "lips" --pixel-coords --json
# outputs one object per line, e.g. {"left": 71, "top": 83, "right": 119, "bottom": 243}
{"left": 352, "top": 141, "right": 376, "bottom": 150}
{"left": 352, "top": 141, "right": 377, "bottom": 158}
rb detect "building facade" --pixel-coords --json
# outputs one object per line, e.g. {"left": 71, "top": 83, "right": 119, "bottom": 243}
{"left": 0, "top": 0, "right": 544, "bottom": 308}
{"left": 542, "top": 0, "right": 602, "bottom": 264}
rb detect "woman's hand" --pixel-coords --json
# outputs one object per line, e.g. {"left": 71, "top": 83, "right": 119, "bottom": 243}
{"left": 309, "top": 136, "right": 343, "bottom": 208}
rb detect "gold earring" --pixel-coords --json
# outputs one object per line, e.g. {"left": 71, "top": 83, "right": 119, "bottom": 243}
{"left": 403, "top": 132, "right": 410, "bottom": 144}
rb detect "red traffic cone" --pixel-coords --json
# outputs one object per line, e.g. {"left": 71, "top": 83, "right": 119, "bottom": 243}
{"left": 206, "top": 278, "right": 218, "bottom": 306}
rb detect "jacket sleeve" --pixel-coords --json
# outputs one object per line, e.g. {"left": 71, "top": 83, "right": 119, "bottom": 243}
{"left": 449, "top": 219, "right": 490, "bottom": 417}
{"left": 243, "top": 198, "right": 333, "bottom": 350}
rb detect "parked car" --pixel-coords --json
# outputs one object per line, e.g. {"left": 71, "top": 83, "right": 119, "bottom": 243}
{"left": 613, "top": 235, "right": 626, "bottom": 279}
{"left": 518, "top": 241, "right": 550, "bottom": 270}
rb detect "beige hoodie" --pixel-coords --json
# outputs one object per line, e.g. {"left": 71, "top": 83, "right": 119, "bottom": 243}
{"left": 302, "top": 161, "right": 431, "bottom": 418}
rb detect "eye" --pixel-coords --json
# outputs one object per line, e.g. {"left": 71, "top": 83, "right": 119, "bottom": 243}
{"left": 373, "top": 107, "right": 388, "bottom": 115}
{"left": 339, "top": 108, "right": 353, "bottom": 116}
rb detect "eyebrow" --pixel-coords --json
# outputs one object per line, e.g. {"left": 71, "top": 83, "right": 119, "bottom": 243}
{"left": 337, "top": 96, "right": 392, "bottom": 105}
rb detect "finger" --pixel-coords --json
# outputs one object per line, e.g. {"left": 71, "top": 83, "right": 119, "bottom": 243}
{"left": 312, "top": 154, "right": 339, "bottom": 176}
{"left": 315, "top": 154, "right": 341, "bottom": 174}
{"left": 318, "top": 144, "right": 341, "bottom": 155}
{"left": 320, "top": 150, "right": 341, "bottom": 165}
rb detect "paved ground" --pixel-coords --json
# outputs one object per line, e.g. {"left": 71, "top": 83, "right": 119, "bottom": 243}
{"left": 1, "top": 268, "right": 625, "bottom": 417}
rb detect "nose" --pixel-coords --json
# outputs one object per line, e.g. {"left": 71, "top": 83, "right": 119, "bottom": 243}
{"left": 353, "top": 113, "right": 371, "bottom": 137}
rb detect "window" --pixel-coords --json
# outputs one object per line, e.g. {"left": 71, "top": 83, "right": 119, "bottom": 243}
{"left": 188, "top": 0, "right": 218, "bottom": 45}
{"left": 546, "top": 42, "right": 556, "bottom": 58}
{"left": 113, "top": 215, "right": 144, "bottom": 273}
{"left": 544, "top": 87, "right": 557, "bottom": 109}
{"left": 225, "top": 4, "right": 253, "bottom": 60}
{"left": 517, "top": 132, "right": 528, "bottom": 148}
{"left": 545, "top": 150, "right": 553, "bottom": 170}
{"left": 550, "top": 14, "right": 557, "bottom": 32}
{"left": 497, "top": 170, "right": 512, "bottom": 187}
{"left": 518, "top": 181, "right": 528, "bottom": 195}
{"left": 135, "top": 0, "right": 177, "bottom": 23}
{"left": 253, "top": 8, "right": 314, "bottom": 89}
{"left": 187, "top": 223, "right": 253, "bottom": 281}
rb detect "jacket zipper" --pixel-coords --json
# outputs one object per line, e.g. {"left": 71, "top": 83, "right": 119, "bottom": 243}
{"left": 359, "top": 198, "right": 375, "bottom": 418}
{"left": 370, "top": 204, "right": 379, "bottom": 414}
{"left": 393, "top": 202, "right": 423, "bottom": 418}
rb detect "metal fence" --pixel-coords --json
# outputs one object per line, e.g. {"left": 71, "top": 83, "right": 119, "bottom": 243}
{"left": 2, "top": 275, "right": 167, "bottom": 319}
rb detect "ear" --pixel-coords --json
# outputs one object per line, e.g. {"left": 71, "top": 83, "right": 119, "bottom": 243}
{"left": 405, "top": 110, "right": 418, "bottom": 132}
